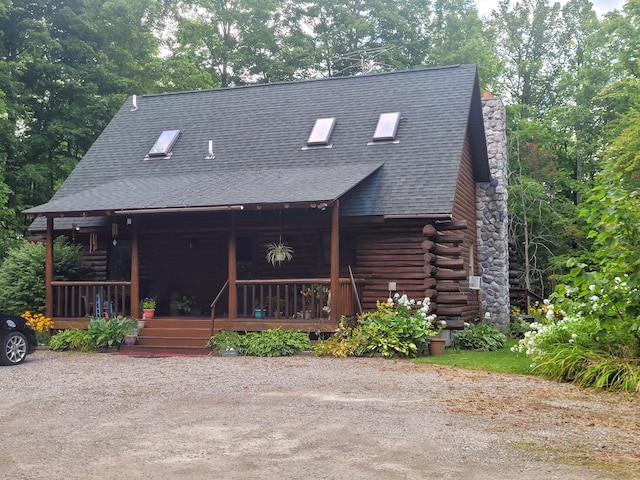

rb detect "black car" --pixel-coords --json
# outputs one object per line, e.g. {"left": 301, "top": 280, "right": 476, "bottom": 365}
{"left": 1, "top": 312, "right": 38, "bottom": 365}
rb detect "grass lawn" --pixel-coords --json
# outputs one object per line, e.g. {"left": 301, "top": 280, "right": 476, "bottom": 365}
{"left": 413, "top": 339, "right": 534, "bottom": 375}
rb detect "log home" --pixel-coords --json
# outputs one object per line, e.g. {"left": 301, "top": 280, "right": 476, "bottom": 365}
{"left": 25, "top": 64, "right": 509, "bottom": 354}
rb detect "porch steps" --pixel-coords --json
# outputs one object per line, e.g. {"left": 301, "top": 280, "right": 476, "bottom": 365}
{"left": 118, "top": 317, "right": 212, "bottom": 356}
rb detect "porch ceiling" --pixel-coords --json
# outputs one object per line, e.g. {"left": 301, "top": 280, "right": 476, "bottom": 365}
{"left": 25, "top": 162, "right": 384, "bottom": 217}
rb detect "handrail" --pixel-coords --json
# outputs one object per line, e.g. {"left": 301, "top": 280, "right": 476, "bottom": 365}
{"left": 210, "top": 279, "right": 230, "bottom": 336}
{"left": 510, "top": 287, "right": 544, "bottom": 312}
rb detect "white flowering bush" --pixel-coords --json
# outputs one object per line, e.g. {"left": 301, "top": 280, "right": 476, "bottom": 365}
{"left": 315, "top": 294, "right": 442, "bottom": 358}
{"left": 513, "top": 295, "right": 640, "bottom": 391}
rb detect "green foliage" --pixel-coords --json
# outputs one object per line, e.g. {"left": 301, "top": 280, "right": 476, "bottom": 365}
{"left": 451, "top": 322, "right": 506, "bottom": 351}
{"left": 531, "top": 343, "right": 640, "bottom": 392}
{"left": 513, "top": 306, "right": 640, "bottom": 392}
{"left": 207, "top": 330, "right": 244, "bottom": 354}
{"left": 35, "top": 331, "right": 51, "bottom": 346}
{"left": 242, "top": 328, "right": 312, "bottom": 357}
{"left": 88, "top": 317, "right": 137, "bottom": 348}
{"left": 509, "top": 316, "right": 532, "bottom": 339}
{"left": 50, "top": 317, "right": 137, "bottom": 351}
{"left": 313, "top": 318, "right": 369, "bottom": 358}
{"left": 0, "top": 237, "right": 88, "bottom": 314}
{"left": 207, "top": 328, "right": 313, "bottom": 357}
{"left": 141, "top": 297, "right": 156, "bottom": 309}
{"left": 316, "top": 295, "right": 438, "bottom": 358}
{"left": 50, "top": 329, "right": 94, "bottom": 352}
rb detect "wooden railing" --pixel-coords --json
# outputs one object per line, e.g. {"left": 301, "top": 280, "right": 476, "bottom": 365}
{"left": 236, "top": 278, "right": 363, "bottom": 320}
{"left": 210, "top": 279, "right": 230, "bottom": 335}
{"left": 51, "top": 281, "right": 132, "bottom": 319}
{"left": 509, "top": 287, "right": 544, "bottom": 313}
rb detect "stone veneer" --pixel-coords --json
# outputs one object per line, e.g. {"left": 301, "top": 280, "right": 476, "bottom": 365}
{"left": 477, "top": 96, "right": 510, "bottom": 332}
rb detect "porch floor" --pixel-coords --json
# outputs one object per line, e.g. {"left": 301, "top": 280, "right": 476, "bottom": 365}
{"left": 117, "top": 316, "right": 337, "bottom": 355}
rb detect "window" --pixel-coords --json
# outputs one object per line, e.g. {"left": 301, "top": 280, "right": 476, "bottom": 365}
{"left": 372, "top": 112, "right": 401, "bottom": 141}
{"left": 306, "top": 118, "right": 336, "bottom": 146}
{"left": 148, "top": 130, "right": 180, "bottom": 157}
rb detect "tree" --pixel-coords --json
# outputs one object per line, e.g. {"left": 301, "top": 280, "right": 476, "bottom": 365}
{"left": 0, "top": 0, "right": 165, "bottom": 247}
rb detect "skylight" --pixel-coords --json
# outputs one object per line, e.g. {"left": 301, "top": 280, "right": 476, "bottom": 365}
{"left": 148, "top": 129, "right": 180, "bottom": 157}
{"left": 373, "top": 112, "right": 401, "bottom": 141}
{"left": 307, "top": 118, "right": 336, "bottom": 146}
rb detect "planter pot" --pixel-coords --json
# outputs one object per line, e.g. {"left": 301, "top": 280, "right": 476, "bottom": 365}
{"left": 428, "top": 337, "right": 446, "bottom": 356}
{"left": 254, "top": 309, "right": 263, "bottom": 319}
{"left": 137, "top": 320, "right": 145, "bottom": 330}
{"left": 143, "top": 308, "right": 155, "bottom": 320}
{"left": 304, "top": 310, "right": 312, "bottom": 320}
{"left": 275, "top": 253, "right": 286, "bottom": 262}
{"left": 124, "top": 335, "right": 137, "bottom": 346}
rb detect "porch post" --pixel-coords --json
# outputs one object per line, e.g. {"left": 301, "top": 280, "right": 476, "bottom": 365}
{"left": 45, "top": 217, "right": 54, "bottom": 318}
{"left": 228, "top": 212, "right": 237, "bottom": 321}
{"left": 130, "top": 218, "right": 139, "bottom": 318}
{"left": 330, "top": 201, "right": 340, "bottom": 320}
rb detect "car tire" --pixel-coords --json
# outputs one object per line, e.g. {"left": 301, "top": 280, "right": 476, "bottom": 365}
{"left": 1, "top": 332, "right": 29, "bottom": 366}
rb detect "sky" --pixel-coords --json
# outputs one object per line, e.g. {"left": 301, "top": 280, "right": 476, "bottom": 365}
{"left": 475, "top": 0, "right": 626, "bottom": 19}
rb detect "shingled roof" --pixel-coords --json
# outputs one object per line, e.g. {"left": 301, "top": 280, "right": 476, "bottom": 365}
{"left": 25, "top": 64, "right": 490, "bottom": 221}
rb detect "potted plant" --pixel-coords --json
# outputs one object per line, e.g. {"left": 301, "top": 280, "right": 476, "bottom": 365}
{"left": 265, "top": 242, "right": 294, "bottom": 266}
{"left": 177, "top": 295, "right": 195, "bottom": 315}
{"left": 141, "top": 297, "right": 156, "bottom": 319}
{"left": 123, "top": 319, "right": 138, "bottom": 346}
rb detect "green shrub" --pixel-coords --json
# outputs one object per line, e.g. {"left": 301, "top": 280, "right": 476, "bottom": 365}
{"left": 243, "top": 328, "right": 312, "bottom": 357}
{"left": 50, "top": 329, "right": 94, "bottom": 351}
{"left": 88, "top": 317, "right": 137, "bottom": 347}
{"left": 50, "top": 317, "right": 137, "bottom": 351}
{"left": 207, "top": 330, "right": 244, "bottom": 354}
{"left": 207, "top": 328, "right": 313, "bottom": 357}
{"left": 513, "top": 311, "right": 640, "bottom": 391}
{"left": 0, "top": 237, "right": 89, "bottom": 314}
{"left": 509, "top": 316, "right": 532, "bottom": 339}
{"left": 316, "top": 294, "right": 439, "bottom": 358}
{"left": 452, "top": 322, "right": 506, "bottom": 351}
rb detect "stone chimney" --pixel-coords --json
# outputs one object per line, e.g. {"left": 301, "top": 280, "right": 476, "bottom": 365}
{"left": 477, "top": 95, "right": 510, "bottom": 332}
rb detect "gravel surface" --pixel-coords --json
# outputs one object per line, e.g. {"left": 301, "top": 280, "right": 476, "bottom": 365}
{"left": 1, "top": 349, "right": 639, "bottom": 479}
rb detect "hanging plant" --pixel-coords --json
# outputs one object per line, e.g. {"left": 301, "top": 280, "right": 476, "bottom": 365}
{"left": 266, "top": 242, "right": 294, "bottom": 267}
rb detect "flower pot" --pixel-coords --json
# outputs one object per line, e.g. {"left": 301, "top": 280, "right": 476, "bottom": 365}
{"left": 143, "top": 308, "right": 155, "bottom": 320}
{"left": 137, "top": 320, "right": 145, "bottom": 330}
{"left": 304, "top": 310, "right": 312, "bottom": 320}
{"left": 254, "top": 309, "right": 263, "bottom": 319}
{"left": 124, "top": 335, "right": 137, "bottom": 346}
{"left": 428, "top": 337, "right": 446, "bottom": 356}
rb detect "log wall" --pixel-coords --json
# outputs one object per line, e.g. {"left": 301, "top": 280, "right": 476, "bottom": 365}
{"left": 449, "top": 136, "right": 481, "bottom": 321}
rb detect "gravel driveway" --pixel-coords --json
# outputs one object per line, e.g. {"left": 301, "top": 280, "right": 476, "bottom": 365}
{"left": 1, "top": 349, "right": 638, "bottom": 480}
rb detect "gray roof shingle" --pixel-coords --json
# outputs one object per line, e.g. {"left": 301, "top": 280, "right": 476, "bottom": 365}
{"left": 26, "top": 64, "right": 490, "bottom": 219}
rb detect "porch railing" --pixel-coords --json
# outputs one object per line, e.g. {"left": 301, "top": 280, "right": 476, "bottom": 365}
{"left": 50, "top": 281, "right": 132, "bottom": 319}
{"left": 236, "top": 278, "right": 362, "bottom": 320}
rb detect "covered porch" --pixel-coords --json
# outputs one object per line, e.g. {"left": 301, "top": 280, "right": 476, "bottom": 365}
{"left": 40, "top": 197, "right": 365, "bottom": 341}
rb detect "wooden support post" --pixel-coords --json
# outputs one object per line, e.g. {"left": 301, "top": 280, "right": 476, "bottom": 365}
{"left": 45, "top": 217, "right": 54, "bottom": 319}
{"left": 228, "top": 212, "right": 238, "bottom": 321}
{"left": 330, "top": 201, "right": 339, "bottom": 321}
{"left": 130, "top": 218, "right": 139, "bottom": 318}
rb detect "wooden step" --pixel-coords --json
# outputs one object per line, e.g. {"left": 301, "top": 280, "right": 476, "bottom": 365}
{"left": 142, "top": 318, "right": 212, "bottom": 329}
{"left": 118, "top": 345, "right": 210, "bottom": 356}
{"left": 137, "top": 336, "right": 209, "bottom": 347}
{"left": 140, "top": 327, "right": 211, "bottom": 338}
